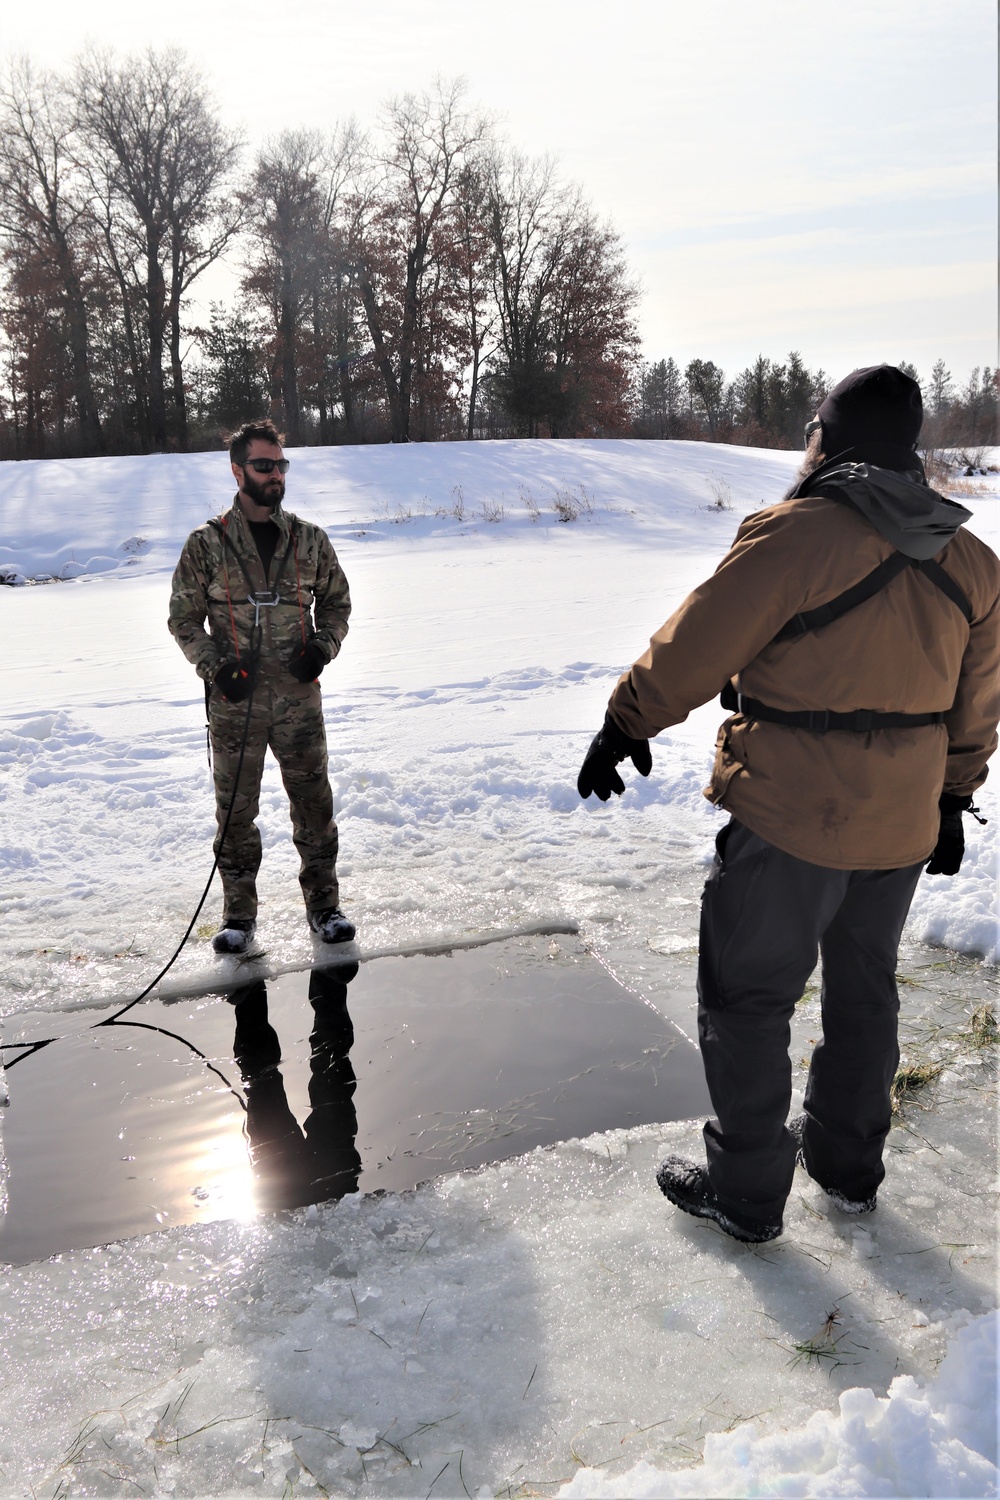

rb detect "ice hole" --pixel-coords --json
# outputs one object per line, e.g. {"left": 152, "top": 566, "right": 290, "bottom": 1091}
{"left": 0, "top": 935, "right": 710, "bottom": 1264}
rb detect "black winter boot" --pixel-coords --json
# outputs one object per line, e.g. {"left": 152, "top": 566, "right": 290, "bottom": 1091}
{"left": 212, "top": 917, "right": 257, "bottom": 956}
{"left": 656, "top": 1156, "right": 783, "bottom": 1243}
{"left": 789, "top": 1114, "right": 878, "bottom": 1214}
{"left": 307, "top": 908, "right": 356, "bottom": 944}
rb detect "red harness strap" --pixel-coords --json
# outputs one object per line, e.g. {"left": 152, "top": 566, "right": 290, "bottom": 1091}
{"left": 219, "top": 515, "right": 242, "bottom": 661}
{"left": 293, "top": 539, "right": 307, "bottom": 645}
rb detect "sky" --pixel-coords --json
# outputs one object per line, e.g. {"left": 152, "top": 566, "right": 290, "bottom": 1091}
{"left": 1, "top": 0, "right": 996, "bottom": 386}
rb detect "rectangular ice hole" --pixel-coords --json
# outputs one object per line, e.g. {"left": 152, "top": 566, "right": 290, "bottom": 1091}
{"left": 0, "top": 935, "right": 710, "bottom": 1264}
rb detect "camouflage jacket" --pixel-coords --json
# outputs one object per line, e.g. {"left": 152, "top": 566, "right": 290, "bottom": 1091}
{"left": 168, "top": 499, "right": 351, "bottom": 691}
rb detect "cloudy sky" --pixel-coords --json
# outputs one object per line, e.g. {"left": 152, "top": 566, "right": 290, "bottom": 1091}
{"left": 3, "top": 0, "right": 995, "bottom": 384}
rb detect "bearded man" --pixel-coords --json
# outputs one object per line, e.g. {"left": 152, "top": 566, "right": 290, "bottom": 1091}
{"left": 169, "top": 419, "right": 354, "bottom": 955}
{"left": 578, "top": 366, "right": 1000, "bottom": 1243}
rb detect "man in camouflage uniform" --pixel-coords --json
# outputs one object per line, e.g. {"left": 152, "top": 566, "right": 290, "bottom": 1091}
{"left": 169, "top": 419, "right": 354, "bottom": 955}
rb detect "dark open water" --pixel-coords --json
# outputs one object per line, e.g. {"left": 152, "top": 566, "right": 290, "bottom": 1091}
{"left": 0, "top": 935, "right": 710, "bottom": 1264}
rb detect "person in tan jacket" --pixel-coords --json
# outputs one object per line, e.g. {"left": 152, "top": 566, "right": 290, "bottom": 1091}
{"left": 578, "top": 365, "right": 1000, "bottom": 1243}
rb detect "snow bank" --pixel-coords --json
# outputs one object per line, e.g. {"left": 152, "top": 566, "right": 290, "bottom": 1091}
{"left": 0, "top": 437, "right": 794, "bottom": 582}
{"left": 910, "top": 820, "right": 999, "bottom": 963}
{"left": 558, "top": 1314, "right": 998, "bottom": 1498}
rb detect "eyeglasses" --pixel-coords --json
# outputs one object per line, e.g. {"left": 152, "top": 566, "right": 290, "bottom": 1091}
{"left": 244, "top": 458, "right": 290, "bottom": 474}
{"left": 804, "top": 419, "right": 822, "bottom": 442}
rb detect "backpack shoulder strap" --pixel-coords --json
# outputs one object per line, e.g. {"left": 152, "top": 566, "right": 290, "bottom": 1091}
{"left": 915, "top": 558, "right": 974, "bottom": 623}
{"left": 772, "top": 551, "right": 973, "bottom": 645}
{"left": 772, "top": 553, "right": 910, "bottom": 643}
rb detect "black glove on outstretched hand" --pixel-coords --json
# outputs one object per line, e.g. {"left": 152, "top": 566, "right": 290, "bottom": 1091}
{"left": 287, "top": 639, "right": 327, "bottom": 683}
{"left": 214, "top": 659, "right": 255, "bottom": 703}
{"left": 925, "top": 793, "right": 981, "bottom": 876}
{"left": 578, "top": 712, "right": 653, "bottom": 801}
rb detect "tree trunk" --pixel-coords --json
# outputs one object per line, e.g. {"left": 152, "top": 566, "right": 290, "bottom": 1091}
{"left": 145, "top": 239, "right": 167, "bottom": 449}
{"left": 314, "top": 291, "right": 329, "bottom": 441}
{"left": 358, "top": 266, "right": 405, "bottom": 442}
{"left": 167, "top": 241, "right": 187, "bottom": 449}
{"left": 337, "top": 300, "right": 354, "bottom": 442}
{"left": 53, "top": 233, "right": 103, "bottom": 455}
{"left": 467, "top": 342, "right": 480, "bottom": 440}
{"left": 278, "top": 256, "right": 300, "bottom": 444}
{"left": 100, "top": 226, "right": 149, "bottom": 444}
{"left": 394, "top": 247, "right": 422, "bottom": 443}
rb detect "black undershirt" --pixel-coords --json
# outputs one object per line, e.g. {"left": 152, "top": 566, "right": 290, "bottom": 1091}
{"left": 247, "top": 518, "right": 280, "bottom": 581}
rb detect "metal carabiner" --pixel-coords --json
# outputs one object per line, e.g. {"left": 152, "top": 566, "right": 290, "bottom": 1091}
{"left": 248, "top": 590, "right": 281, "bottom": 628}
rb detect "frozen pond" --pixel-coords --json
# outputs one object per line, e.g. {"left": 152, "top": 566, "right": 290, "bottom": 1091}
{"left": 0, "top": 935, "right": 710, "bottom": 1264}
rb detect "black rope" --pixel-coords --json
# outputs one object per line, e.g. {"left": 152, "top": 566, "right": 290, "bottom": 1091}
{"left": 111, "top": 1018, "right": 247, "bottom": 1112}
{"left": 3, "top": 638, "right": 260, "bottom": 1068}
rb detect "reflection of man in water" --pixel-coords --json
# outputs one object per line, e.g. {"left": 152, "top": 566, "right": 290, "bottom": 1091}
{"left": 230, "top": 966, "right": 361, "bottom": 1211}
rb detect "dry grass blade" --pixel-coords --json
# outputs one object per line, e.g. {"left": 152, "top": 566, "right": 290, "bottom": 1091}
{"left": 783, "top": 1299, "right": 869, "bottom": 1374}
{"left": 705, "top": 476, "right": 732, "bottom": 510}
{"left": 891, "top": 1061, "right": 943, "bottom": 1114}
{"left": 968, "top": 1003, "right": 998, "bottom": 1049}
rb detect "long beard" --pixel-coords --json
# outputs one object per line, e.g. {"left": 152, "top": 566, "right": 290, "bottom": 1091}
{"left": 241, "top": 471, "right": 285, "bottom": 508}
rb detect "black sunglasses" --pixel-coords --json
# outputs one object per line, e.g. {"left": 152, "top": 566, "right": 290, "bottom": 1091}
{"left": 244, "top": 458, "right": 290, "bottom": 474}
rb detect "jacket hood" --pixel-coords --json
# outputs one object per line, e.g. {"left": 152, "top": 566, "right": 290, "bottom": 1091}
{"left": 795, "top": 461, "right": 972, "bottom": 561}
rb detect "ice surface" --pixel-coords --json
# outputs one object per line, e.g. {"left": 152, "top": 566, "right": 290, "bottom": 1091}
{"left": 0, "top": 439, "right": 996, "bottom": 1496}
{"left": 0, "top": 1092, "right": 994, "bottom": 1497}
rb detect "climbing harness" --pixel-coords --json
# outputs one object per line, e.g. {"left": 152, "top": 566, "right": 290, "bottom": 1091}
{"left": 208, "top": 512, "right": 306, "bottom": 648}
{"left": 201, "top": 512, "right": 309, "bottom": 769}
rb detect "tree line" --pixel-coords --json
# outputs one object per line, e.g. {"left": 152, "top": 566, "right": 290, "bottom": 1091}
{"left": 634, "top": 355, "right": 998, "bottom": 453}
{"left": 0, "top": 49, "right": 994, "bottom": 460}
{"left": 0, "top": 54, "right": 639, "bottom": 457}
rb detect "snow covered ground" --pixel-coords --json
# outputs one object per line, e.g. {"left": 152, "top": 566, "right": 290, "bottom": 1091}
{"left": 0, "top": 438, "right": 997, "bottom": 1497}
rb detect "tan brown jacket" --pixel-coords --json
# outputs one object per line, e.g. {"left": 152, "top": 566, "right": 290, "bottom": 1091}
{"left": 168, "top": 500, "right": 351, "bottom": 697}
{"left": 608, "top": 485, "right": 1000, "bottom": 870}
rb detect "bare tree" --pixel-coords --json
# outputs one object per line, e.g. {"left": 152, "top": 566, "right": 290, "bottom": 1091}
{"left": 350, "top": 78, "right": 490, "bottom": 442}
{"left": 487, "top": 150, "right": 567, "bottom": 437}
{"left": 308, "top": 123, "right": 364, "bottom": 442}
{"left": 487, "top": 150, "right": 638, "bottom": 438}
{"left": 545, "top": 201, "right": 639, "bottom": 436}
{"left": 0, "top": 59, "right": 102, "bottom": 451}
{"left": 76, "top": 47, "right": 241, "bottom": 448}
{"left": 685, "top": 359, "right": 726, "bottom": 439}
{"left": 242, "top": 123, "right": 366, "bottom": 445}
{"left": 452, "top": 158, "right": 497, "bottom": 438}
{"left": 243, "top": 129, "right": 326, "bottom": 444}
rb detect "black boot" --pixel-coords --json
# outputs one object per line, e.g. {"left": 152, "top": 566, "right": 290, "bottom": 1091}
{"left": 789, "top": 1114, "right": 878, "bottom": 1214}
{"left": 307, "top": 908, "right": 356, "bottom": 944}
{"left": 212, "top": 917, "right": 257, "bottom": 955}
{"left": 656, "top": 1156, "right": 783, "bottom": 1243}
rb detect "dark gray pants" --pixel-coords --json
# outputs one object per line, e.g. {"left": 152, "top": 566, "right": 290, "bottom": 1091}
{"left": 697, "top": 819, "right": 923, "bottom": 1226}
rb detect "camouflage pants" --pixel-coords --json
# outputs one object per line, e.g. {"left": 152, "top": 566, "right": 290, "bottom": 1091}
{"left": 209, "top": 682, "right": 339, "bottom": 921}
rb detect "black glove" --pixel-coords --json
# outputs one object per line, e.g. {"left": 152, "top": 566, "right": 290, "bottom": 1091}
{"left": 925, "top": 793, "right": 979, "bottom": 876}
{"left": 577, "top": 712, "right": 653, "bottom": 801}
{"left": 213, "top": 659, "right": 255, "bottom": 703}
{"left": 287, "top": 639, "right": 327, "bottom": 683}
